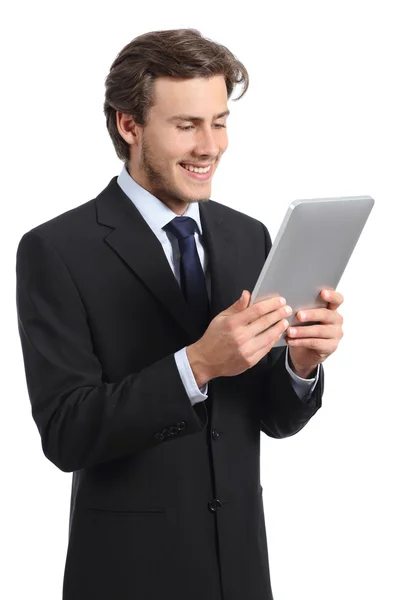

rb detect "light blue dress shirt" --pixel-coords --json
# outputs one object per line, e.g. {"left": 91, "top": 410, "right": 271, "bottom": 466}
{"left": 117, "top": 163, "right": 320, "bottom": 405}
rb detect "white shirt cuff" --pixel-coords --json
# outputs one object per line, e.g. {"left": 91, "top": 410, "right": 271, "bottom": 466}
{"left": 285, "top": 346, "right": 320, "bottom": 401}
{"left": 174, "top": 347, "right": 208, "bottom": 406}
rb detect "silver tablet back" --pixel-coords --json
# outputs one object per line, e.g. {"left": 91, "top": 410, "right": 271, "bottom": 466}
{"left": 250, "top": 195, "right": 374, "bottom": 347}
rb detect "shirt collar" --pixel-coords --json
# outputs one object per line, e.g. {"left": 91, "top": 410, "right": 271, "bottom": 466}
{"left": 117, "top": 163, "right": 203, "bottom": 238}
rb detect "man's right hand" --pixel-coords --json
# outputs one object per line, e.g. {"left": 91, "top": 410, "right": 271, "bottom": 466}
{"left": 186, "top": 290, "right": 293, "bottom": 387}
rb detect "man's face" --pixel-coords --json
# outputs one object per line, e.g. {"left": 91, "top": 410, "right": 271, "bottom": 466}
{"left": 127, "top": 75, "right": 229, "bottom": 213}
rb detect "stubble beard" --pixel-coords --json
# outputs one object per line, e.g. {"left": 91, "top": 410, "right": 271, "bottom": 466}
{"left": 140, "top": 138, "right": 211, "bottom": 207}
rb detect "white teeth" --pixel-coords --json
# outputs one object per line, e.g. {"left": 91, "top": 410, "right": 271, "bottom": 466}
{"left": 181, "top": 164, "right": 211, "bottom": 174}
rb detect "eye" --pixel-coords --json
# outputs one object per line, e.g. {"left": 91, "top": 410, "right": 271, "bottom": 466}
{"left": 177, "top": 124, "right": 227, "bottom": 132}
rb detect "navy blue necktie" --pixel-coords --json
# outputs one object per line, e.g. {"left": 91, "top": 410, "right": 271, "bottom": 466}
{"left": 164, "top": 216, "right": 210, "bottom": 335}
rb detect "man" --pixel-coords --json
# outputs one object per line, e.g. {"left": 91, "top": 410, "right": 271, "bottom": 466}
{"left": 16, "top": 28, "right": 344, "bottom": 600}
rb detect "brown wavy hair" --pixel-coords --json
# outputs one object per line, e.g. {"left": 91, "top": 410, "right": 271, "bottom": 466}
{"left": 103, "top": 28, "right": 249, "bottom": 163}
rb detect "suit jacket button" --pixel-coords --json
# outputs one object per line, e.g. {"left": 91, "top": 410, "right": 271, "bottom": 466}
{"left": 161, "top": 428, "right": 171, "bottom": 438}
{"left": 169, "top": 425, "right": 179, "bottom": 435}
{"left": 212, "top": 428, "right": 220, "bottom": 440}
{"left": 208, "top": 499, "right": 222, "bottom": 512}
{"left": 177, "top": 421, "right": 187, "bottom": 430}
{"left": 154, "top": 432, "right": 164, "bottom": 441}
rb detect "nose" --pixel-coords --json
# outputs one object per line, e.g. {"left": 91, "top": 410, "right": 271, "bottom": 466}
{"left": 194, "top": 125, "right": 220, "bottom": 158}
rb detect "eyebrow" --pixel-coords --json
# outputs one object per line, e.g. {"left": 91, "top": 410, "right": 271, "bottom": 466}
{"left": 167, "top": 110, "right": 230, "bottom": 123}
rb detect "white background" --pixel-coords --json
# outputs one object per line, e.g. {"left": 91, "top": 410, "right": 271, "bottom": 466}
{"left": 2, "top": 1, "right": 399, "bottom": 598}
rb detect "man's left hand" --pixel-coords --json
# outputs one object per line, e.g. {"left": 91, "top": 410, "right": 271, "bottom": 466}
{"left": 286, "top": 289, "right": 344, "bottom": 378}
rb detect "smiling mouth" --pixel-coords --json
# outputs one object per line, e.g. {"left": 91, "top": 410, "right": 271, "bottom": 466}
{"left": 179, "top": 163, "right": 213, "bottom": 172}
{"left": 179, "top": 163, "right": 214, "bottom": 181}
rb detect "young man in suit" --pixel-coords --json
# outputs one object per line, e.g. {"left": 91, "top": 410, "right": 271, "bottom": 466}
{"left": 16, "top": 28, "right": 344, "bottom": 600}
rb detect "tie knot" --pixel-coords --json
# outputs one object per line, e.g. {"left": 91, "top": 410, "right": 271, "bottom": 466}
{"left": 164, "top": 216, "right": 198, "bottom": 240}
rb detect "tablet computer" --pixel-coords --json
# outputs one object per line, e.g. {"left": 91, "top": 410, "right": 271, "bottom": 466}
{"left": 249, "top": 195, "right": 375, "bottom": 347}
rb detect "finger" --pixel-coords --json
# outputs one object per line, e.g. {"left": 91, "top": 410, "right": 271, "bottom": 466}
{"left": 247, "top": 316, "right": 289, "bottom": 355}
{"left": 287, "top": 324, "right": 341, "bottom": 339}
{"left": 296, "top": 307, "right": 343, "bottom": 325}
{"left": 321, "top": 289, "right": 344, "bottom": 311}
{"left": 286, "top": 337, "right": 339, "bottom": 354}
{"left": 247, "top": 304, "right": 292, "bottom": 338}
{"left": 236, "top": 295, "right": 286, "bottom": 327}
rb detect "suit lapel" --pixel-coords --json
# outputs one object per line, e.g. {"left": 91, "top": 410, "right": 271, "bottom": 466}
{"left": 96, "top": 176, "right": 239, "bottom": 342}
{"left": 198, "top": 201, "right": 240, "bottom": 320}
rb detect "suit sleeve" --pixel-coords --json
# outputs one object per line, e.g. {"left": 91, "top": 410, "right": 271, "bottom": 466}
{"left": 259, "top": 346, "right": 323, "bottom": 438}
{"left": 15, "top": 231, "right": 207, "bottom": 473}
{"left": 258, "top": 223, "right": 323, "bottom": 438}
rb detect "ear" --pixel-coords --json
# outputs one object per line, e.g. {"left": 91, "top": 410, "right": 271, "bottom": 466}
{"left": 116, "top": 112, "right": 143, "bottom": 147}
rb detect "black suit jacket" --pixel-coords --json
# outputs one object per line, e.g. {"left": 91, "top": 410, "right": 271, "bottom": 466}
{"left": 16, "top": 176, "right": 323, "bottom": 600}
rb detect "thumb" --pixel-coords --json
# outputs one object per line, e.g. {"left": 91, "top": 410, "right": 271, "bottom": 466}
{"left": 225, "top": 290, "right": 251, "bottom": 313}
